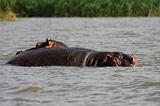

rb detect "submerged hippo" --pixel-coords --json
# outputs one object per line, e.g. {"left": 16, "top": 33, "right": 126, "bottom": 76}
{"left": 8, "top": 47, "right": 137, "bottom": 67}
{"left": 16, "top": 39, "right": 67, "bottom": 55}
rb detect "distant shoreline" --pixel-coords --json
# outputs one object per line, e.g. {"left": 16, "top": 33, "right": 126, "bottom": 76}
{"left": 1, "top": 0, "right": 160, "bottom": 17}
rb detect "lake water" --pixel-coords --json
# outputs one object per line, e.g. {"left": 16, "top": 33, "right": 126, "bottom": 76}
{"left": 0, "top": 18, "right": 160, "bottom": 106}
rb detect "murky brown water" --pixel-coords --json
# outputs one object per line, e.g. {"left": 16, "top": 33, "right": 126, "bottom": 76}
{"left": 0, "top": 18, "right": 160, "bottom": 106}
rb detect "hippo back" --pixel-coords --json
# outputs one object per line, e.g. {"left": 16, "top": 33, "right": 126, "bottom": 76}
{"left": 8, "top": 47, "right": 94, "bottom": 66}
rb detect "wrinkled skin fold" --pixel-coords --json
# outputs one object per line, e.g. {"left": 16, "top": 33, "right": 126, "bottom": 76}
{"left": 7, "top": 47, "right": 137, "bottom": 67}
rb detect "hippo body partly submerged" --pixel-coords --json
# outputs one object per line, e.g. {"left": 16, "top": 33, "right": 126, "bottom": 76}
{"left": 7, "top": 47, "right": 136, "bottom": 67}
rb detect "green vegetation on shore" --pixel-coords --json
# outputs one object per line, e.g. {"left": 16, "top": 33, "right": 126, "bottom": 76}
{"left": 1, "top": 0, "right": 160, "bottom": 17}
{"left": 0, "top": 0, "right": 16, "bottom": 21}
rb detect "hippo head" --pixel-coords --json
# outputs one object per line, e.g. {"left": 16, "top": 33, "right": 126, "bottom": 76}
{"left": 36, "top": 39, "right": 67, "bottom": 48}
{"left": 109, "top": 52, "right": 137, "bottom": 67}
{"left": 86, "top": 51, "right": 137, "bottom": 67}
{"left": 99, "top": 52, "right": 137, "bottom": 67}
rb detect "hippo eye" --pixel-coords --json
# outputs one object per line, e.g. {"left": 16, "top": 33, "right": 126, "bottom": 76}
{"left": 106, "top": 54, "right": 112, "bottom": 58}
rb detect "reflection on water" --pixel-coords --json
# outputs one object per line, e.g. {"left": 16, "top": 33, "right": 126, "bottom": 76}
{"left": 0, "top": 18, "right": 160, "bottom": 106}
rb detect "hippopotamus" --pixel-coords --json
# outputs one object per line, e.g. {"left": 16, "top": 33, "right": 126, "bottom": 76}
{"left": 16, "top": 39, "right": 67, "bottom": 55}
{"left": 8, "top": 47, "right": 137, "bottom": 67}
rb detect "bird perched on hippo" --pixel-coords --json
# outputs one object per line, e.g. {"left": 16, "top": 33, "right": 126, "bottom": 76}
{"left": 8, "top": 39, "right": 137, "bottom": 67}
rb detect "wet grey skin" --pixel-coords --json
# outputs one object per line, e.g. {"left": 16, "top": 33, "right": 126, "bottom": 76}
{"left": 8, "top": 47, "right": 135, "bottom": 67}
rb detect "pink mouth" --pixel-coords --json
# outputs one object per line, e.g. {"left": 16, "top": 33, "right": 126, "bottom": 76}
{"left": 131, "top": 55, "right": 137, "bottom": 67}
